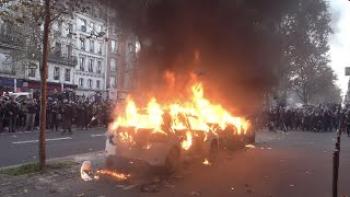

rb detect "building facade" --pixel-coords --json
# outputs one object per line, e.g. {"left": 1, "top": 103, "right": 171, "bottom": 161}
{"left": 0, "top": 2, "right": 138, "bottom": 99}
{"left": 73, "top": 11, "right": 107, "bottom": 96}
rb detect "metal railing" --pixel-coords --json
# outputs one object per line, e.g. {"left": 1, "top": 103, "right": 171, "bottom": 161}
{"left": 0, "top": 33, "right": 24, "bottom": 48}
{"left": 48, "top": 54, "right": 78, "bottom": 67}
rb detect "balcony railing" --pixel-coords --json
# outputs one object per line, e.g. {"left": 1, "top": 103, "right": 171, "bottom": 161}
{"left": 48, "top": 54, "right": 78, "bottom": 67}
{"left": 0, "top": 33, "right": 24, "bottom": 48}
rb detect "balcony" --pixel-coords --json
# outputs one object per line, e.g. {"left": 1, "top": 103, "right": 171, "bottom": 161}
{"left": 0, "top": 33, "right": 24, "bottom": 48}
{"left": 48, "top": 54, "right": 78, "bottom": 67}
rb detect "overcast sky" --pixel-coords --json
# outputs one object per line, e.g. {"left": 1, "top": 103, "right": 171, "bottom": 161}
{"left": 329, "top": 0, "right": 350, "bottom": 96}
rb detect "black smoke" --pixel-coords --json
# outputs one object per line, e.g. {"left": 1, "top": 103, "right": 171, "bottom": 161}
{"left": 105, "top": 0, "right": 295, "bottom": 114}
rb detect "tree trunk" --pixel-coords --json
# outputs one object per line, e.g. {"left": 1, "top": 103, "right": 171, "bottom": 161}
{"left": 39, "top": 0, "right": 51, "bottom": 171}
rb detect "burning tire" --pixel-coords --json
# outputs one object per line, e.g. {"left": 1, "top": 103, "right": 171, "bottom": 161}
{"left": 163, "top": 146, "right": 181, "bottom": 174}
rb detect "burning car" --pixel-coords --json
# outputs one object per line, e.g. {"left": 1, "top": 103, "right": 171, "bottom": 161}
{"left": 105, "top": 82, "right": 253, "bottom": 173}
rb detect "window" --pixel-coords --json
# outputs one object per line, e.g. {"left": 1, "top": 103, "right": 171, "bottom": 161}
{"left": 80, "top": 38, "right": 85, "bottom": 50}
{"left": 96, "top": 25, "right": 102, "bottom": 33}
{"left": 28, "top": 68, "right": 36, "bottom": 78}
{"left": 97, "top": 61, "right": 102, "bottom": 74}
{"left": 54, "top": 67, "right": 60, "bottom": 80}
{"left": 96, "top": 80, "right": 100, "bottom": 89}
{"left": 88, "top": 79, "right": 93, "bottom": 89}
{"left": 79, "top": 78, "right": 84, "bottom": 87}
{"left": 110, "top": 58, "right": 116, "bottom": 72}
{"left": 111, "top": 40, "right": 117, "bottom": 53}
{"left": 110, "top": 77, "right": 116, "bottom": 88}
{"left": 65, "top": 69, "right": 71, "bottom": 82}
{"left": 55, "top": 42, "right": 61, "bottom": 56}
{"left": 88, "top": 59, "right": 94, "bottom": 72}
{"left": 67, "top": 45, "right": 72, "bottom": 57}
{"left": 80, "top": 18, "right": 87, "bottom": 32}
{"left": 57, "top": 21, "right": 62, "bottom": 32}
{"left": 97, "top": 42, "right": 102, "bottom": 55}
{"left": 90, "top": 22, "right": 95, "bottom": 33}
{"left": 80, "top": 57, "right": 85, "bottom": 71}
{"left": 89, "top": 39, "right": 94, "bottom": 53}
{"left": 68, "top": 23, "right": 73, "bottom": 34}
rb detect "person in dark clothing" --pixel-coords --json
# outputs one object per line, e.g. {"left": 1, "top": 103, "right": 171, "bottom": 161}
{"left": 6, "top": 98, "right": 19, "bottom": 133}
{"left": 82, "top": 102, "right": 91, "bottom": 130}
{"left": 51, "top": 102, "right": 60, "bottom": 131}
{"left": 61, "top": 101, "right": 74, "bottom": 135}
{"left": 345, "top": 110, "right": 350, "bottom": 137}
{"left": 25, "top": 99, "right": 36, "bottom": 131}
{"left": 0, "top": 100, "right": 5, "bottom": 133}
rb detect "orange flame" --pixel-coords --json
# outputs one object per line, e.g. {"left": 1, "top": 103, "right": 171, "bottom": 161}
{"left": 96, "top": 169, "right": 130, "bottom": 181}
{"left": 109, "top": 81, "right": 249, "bottom": 151}
{"left": 181, "top": 131, "right": 193, "bottom": 150}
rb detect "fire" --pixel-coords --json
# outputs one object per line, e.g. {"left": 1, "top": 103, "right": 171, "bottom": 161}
{"left": 202, "top": 158, "right": 211, "bottom": 166}
{"left": 109, "top": 80, "right": 249, "bottom": 151}
{"left": 181, "top": 131, "right": 193, "bottom": 151}
{"left": 96, "top": 169, "right": 130, "bottom": 181}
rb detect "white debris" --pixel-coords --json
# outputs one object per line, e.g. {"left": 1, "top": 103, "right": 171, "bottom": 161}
{"left": 245, "top": 144, "right": 256, "bottom": 149}
{"left": 80, "top": 161, "right": 94, "bottom": 182}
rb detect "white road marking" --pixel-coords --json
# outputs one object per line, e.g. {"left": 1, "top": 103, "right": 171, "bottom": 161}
{"left": 91, "top": 134, "right": 105, "bottom": 137}
{"left": 12, "top": 137, "right": 73, "bottom": 145}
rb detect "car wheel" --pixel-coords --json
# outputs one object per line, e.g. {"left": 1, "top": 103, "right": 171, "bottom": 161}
{"left": 164, "top": 147, "right": 180, "bottom": 174}
{"left": 208, "top": 140, "right": 219, "bottom": 163}
{"left": 105, "top": 155, "right": 115, "bottom": 169}
{"left": 248, "top": 132, "right": 256, "bottom": 144}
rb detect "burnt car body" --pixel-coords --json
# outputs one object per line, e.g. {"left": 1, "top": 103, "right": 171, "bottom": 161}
{"left": 105, "top": 116, "right": 255, "bottom": 172}
{"left": 105, "top": 128, "right": 219, "bottom": 172}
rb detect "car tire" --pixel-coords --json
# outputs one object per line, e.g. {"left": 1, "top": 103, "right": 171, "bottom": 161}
{"left": 164, "top": 147, "right": 181, "bottom": 174}
{"left": 208, "top": 140, "right": 219, "bottom": 163}
{"left": 105, "top": 155, "right": 115, "bottom": 169}
{"left": 248, "top": 132, "right": 256, "bottom": 144}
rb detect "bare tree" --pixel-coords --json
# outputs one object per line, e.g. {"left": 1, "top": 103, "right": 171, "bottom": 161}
{"left": 0, "top": 0, "right": 91, "bottom": 170}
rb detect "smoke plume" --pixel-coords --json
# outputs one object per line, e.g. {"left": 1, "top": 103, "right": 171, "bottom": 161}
{"left": 106, "top": 0, "right": 293, "bottom": 114}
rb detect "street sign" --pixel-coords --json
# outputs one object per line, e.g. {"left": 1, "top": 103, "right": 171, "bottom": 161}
{"left": 345, "top": 67, "right": 350, "bottom": 76}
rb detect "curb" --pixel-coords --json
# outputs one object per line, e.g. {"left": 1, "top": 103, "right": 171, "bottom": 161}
{"left": 0, "top": 150, "right": 105, "bottom": 170}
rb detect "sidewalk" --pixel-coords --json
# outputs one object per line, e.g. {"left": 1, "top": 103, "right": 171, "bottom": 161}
{"left": 0, "top": 151, "right": 106, "bottom": 197}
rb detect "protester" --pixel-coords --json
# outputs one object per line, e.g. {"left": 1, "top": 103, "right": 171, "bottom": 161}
{"left": 265, "top": 104, "right": 341, "bottom": 133}
{"left": 0, "top": 91, "right": 113, "bottom": 134}
{"left": 25, "top": 98, "right": 36, "bottom": 131}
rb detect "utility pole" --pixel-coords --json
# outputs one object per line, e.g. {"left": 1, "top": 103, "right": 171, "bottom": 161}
{"left": 333, "top": 67, "right": 350, "bottom": 196}
{"left": 332, "top": 127, "right": 341, "bottom": 197}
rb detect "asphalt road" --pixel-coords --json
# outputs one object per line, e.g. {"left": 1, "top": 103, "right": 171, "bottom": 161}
{"left": 2, "top": 130, "right": 350, "bottom": 197}
{"left": 0, "top": 128, "right": 106, "bottom": 167}
{"left": 55, "top": 130, "right": 350, "bottom": 197}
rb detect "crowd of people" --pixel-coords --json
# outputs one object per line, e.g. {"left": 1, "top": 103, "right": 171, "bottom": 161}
{"left": 2, "top": 89, "right": 350, "bottom": 136}
{"left": 263, "top": 104, "right": 350, "bottom": 134}
{"left": 0, "top": 91, "right": 112, "bottom": 134}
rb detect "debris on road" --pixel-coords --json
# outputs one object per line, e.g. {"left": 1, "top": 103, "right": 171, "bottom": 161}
{"left": 245, "top": 144, "right": 256, "bottom": 149}
{"left": 202, "top": 158, "right": 211, "bottom": 166}
{"left": 80, "top": 161, "right": 94, "bottom": 182}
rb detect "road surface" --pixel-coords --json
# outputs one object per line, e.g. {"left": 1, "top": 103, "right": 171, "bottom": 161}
{"left": 0, "top": 128, "right": 106, "bottom": 167}
{"left": 2, "top": 130, "right": 350, "bottom": 197}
